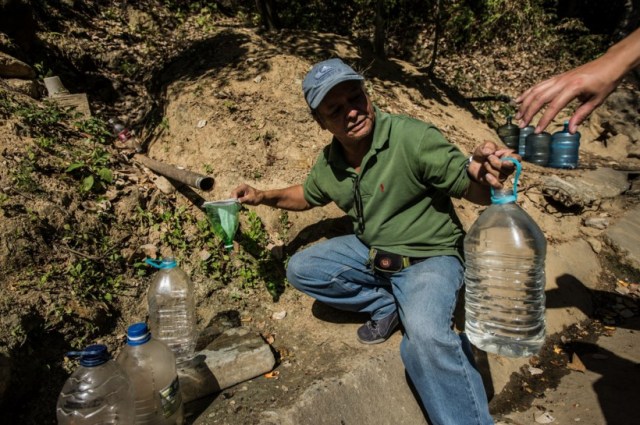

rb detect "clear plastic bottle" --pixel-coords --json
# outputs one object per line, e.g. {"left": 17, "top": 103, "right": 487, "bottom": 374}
{"left": 57, "top": 344, "right": 135, "bottom": 425}
{"left": 108, "top": 118, "right": 141, "bottom": 152}
{"left": 146, "top": 258, "right": 197, "bottom": 364}
{"left": 108, "top": 118, "right": 132, "bottom": 142}
{"left": 464, "top": 158, "right": 547, "bottom": 357}
{"left": 117, "top": 322, "right": 184, "bottom": 425}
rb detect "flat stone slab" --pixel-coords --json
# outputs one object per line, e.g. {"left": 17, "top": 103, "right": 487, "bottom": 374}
{"left": 178, "top": 327, "right": 275, "bottom": 404}
{"left": 257, "top": 348, "right": 428, "bottom": 425}
{"left": 49, "top": 93, "right": 92, "bottom": 118}
{"left": 604, "top": 205, "right": 640, "bottom": 272}
{"left": 542, "top": 168, "right": 629, "bottom": 208}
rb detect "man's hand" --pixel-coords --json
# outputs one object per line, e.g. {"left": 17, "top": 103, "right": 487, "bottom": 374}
{"left": 467, "top": 141, "right": 520, "bottom": 189}
{"left": 514, "top": 60, "right": 617, "bottom": 134}
{"left": 515, "top": 27, "right": 640, "bottom": 134}
{"left": 230, "top": 184, "right": 311, "bottom": 211}
{"left": 231, "top": 184, "right": 264, "bottom": 205}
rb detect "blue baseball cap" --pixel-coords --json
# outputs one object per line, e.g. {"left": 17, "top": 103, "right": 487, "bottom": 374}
{"left": 302, "top": 58, "right": 364, "bottom": 110}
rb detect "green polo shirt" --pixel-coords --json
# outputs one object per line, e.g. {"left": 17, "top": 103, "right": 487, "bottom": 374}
{"left": 303, "top": 106, "right": 471, "bottom": 259}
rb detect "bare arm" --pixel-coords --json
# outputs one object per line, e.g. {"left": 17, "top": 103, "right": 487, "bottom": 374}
{"left": 231, "top": 183, "right": 313, "bottom": 211}
{"left": 516, "top": 28, "right": 640, "bottom": 134}
{"left": 463, "top": 141, "right": 520, "bottom": 205}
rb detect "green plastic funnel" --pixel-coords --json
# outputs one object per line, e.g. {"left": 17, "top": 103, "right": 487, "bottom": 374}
{"left": 203, "top": 199, "right": 241, "bottom": 250}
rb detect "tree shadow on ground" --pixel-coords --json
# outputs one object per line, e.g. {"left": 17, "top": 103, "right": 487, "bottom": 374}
{"left": 261, "top": 30, "right": 488, "bottom": 124}
{"left": 145, "top": 27, "right": 489, "bottom": 141}
{"left": 546, "top": 273, "right": 640, "bottom": 331}
{"left": 566, "top": 336, "right": 640, "bottom": 425}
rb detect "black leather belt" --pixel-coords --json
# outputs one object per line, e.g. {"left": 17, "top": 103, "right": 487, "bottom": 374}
{"left": 368, "top": 248, "right": 428, "bottom": 274}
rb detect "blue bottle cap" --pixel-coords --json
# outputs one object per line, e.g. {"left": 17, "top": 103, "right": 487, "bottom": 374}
{"left": 126, "top": 322, "right": 151, "bottom": 346}
{"left": 490, "top": 157, "right": 521, "bottom": 204}
{"left": 66, "top": 344, "right": 111, "bottom": 367}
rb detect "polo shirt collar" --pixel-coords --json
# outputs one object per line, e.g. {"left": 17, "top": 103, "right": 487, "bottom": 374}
{"left": 326, "top": 105, "right": 391, "bottom": 169}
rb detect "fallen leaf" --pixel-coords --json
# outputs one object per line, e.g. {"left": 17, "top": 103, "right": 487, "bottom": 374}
{"left": 264, "top": 371, "right": 279, "bottom": 379}
{"left": 535, "top": 411, "right": 555, "bottom": 423}
{"left": 553, "top": 345, "right": 563, "bottom": 354}
{"left": 263, "top": 333, "right": 275, "bottom": 344}
{"left": 528, "top": 366, "right": 544, "bottom": 375}
{"left": 567, "top": 353, "right": 586, "bottom": 373}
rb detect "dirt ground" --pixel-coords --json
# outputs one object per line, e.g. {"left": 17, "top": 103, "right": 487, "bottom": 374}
{"left": 1, "top": 4, "right": 639, "bottom": 424}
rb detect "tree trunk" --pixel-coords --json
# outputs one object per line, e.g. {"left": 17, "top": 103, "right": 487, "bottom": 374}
{"left": 255, "top": 0, "right": 280, "bottom": 31}
{"left": 373, "top": 0, "right": 386, "bottom": 58}
{"left": 427, "top": 0, "right": 443, "bottom": 75}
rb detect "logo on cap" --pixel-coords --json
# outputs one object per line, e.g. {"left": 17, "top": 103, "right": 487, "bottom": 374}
{"left": 314, "top": 65, "right": 333, "bottom": 80}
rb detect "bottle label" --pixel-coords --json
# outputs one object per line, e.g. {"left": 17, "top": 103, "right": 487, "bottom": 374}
{"left": 159, "top": 376, "right": 182, "bottom": 418}
{"left": 117, "top": 129, "right": 131, "bottom": 141}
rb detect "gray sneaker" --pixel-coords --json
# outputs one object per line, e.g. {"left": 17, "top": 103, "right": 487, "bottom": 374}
{"left": 357, "top": 311, "right": 400, "bottom": 344}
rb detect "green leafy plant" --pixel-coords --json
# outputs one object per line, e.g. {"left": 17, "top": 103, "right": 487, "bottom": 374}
{"left": 66, "top": 258, "right": 123, "bottom": 302}
{"left": 34, "top": 61, "right": 54, "bottom": 79}
{"left": 65, "top": 147, "right": 113, "bottom": 193}
{"left": 14, "top": 148, "right": 38, "bottom": 191}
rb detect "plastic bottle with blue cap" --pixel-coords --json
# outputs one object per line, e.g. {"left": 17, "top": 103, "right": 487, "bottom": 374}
{"left": 117, "top": 322, "right": 184, "bottom": 424}
{"left": 497, "top": 116, "right": 520, "bottom": 151}
{"left": 463, "top": 158, "right": 547, "bottom": 357}
{"left": 146, "top": 257, "right": 197, "bottom": 364}
{"left": 549, "top": 121, "right": 580, "bottom": 169}
{"left": 56, "top": 344, "right": 135, "bottom": 424}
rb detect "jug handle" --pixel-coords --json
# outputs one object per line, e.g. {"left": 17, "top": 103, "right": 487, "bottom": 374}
{"left": 145, "top": 258, "right": 177, "bottom": 269}
{"left": 490, "top": 157, "right": 521, "bottom": 204}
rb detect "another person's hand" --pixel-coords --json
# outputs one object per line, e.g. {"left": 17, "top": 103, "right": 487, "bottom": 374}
{"left": 514, "top": 58, "right": 618, "bottom": 134}
{"left": 468, "top": 141, "right": 520, "bottom": 189}
{"left": 231, "top": 184, "right": 263, "bottom": 205}
{"left": 515, "top": 28, "right": 640, "bottom": 134}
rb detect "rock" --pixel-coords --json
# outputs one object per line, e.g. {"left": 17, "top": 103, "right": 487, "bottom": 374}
{"left": 586, "top": 237, "right": 602, "bottom": 253}
{"left": 139, "top": 244, "right": 157, "bottom": 258}
{"left": 2, "top": 78, "right": 39, "bottom": 98}
{"left": 542, "top": 168, "right": 629, "bottom": 208}
{"left": 604, "top": 206, "right": 640, "bottom": 272}
{"left": 48, "top": 93, "right": 92, "bottom": 118}
{"left": 0, "top": 51, "right": 35, "bottom": 79}
{"left": 178, "top": 327, "right": 276, "bottom": 404}
{"left": 153, "top": 176, "right": 176, "bottom": 194}
{"left": 583, "top": 217, "right": 609, "bottom": 230}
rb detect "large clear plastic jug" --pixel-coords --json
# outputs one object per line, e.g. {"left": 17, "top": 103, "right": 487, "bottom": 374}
{"left": 117, "top": 323, "right": 184, "bottom": 425}
{"left": 464, "top": 158, "right": 547, "bottom": 357}
{"left": 146, "top": 258, "right": 197, "bottom": 364}
{"left": 57, "top": 344, "right": 135, "bottom": 424}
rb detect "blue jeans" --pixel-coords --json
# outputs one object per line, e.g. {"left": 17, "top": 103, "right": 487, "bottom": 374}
{"left": 286, "top": 235, "right": 494, "bottom": 425}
